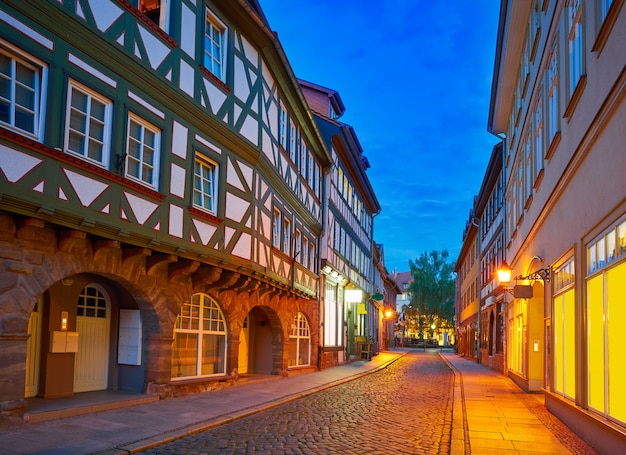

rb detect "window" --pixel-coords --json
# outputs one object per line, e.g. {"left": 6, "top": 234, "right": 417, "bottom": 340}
{"left": 289, "top": 120, "right": 296, "bottom": 163}
{"left": 193, "top": 154, "right": 218, "bottom": 214}
{"left": 302, "top": 235, "right": 309, "bottom": 266}
{"left": 567, "top": 0, "right": 584, "bottom": 96}
{"left": 300, "top": 138, "right": 306, "bottom": 174}
{"left": 77, "top": 285, "right": 107, "bottom": 318}
{"left": 125, "top": 114, "right": 160, "bottom": 188}
{"left": 600, "top": 0, "right": 614, "bottom": 23}
{"left": 288, "top": 313, "right": 311, "bottom": 367}
{"left": 324, "top": 282, "right": 343, "bottom": 347}
{"left": 272, "top": 209, "right": 281, "bottom": 248}
{"left": 0, "top": 42, "right": 46, "bottom": 139}
{"left": 295, "top": 229, "right": 302, "bottom": 263}
{"left": 132, "top": 0, "right": 168, "bottom": 30}
{"left": 553, "top": 259, "right": 575, "bottom": 399}
{"left": 533, "top": 94, "right": 543, "bottom": 182}
{"left": 282, "top": 216, "right": 291, "bottom": 254}
{"left": 588, "top": 219, "right": 626, "bottom": 273}
{"left": 308, "top": 241, "right": 315, "bottom": 270}
{"left": 306, "top": 151, "right": 313, "bottom": 188}
{"left": 278, "top": 105, "right": 287, "bottom": 150}
{"left": 547, "top": 43, "right": 559, "bottom": 143}
{"left": 203, "top": 8, "right": 227, "bottom": 81}
{"left": 171, "top": 293, "right": 227, "bottom": 379}
{"left": 587, "top": 259, "right": 626, "bottom": 423}
{"left": 65, "top": 81, "right": 112, "bottom": 167}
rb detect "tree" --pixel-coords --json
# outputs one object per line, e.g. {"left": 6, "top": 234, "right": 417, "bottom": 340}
{"left": 408, "top": 250, "right": 456, "bottom": 336}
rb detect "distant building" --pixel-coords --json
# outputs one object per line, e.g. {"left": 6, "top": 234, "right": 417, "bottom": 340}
{"left": 475, "top": 142, "right": 506, "bottom": 372}
{"left": 454, "top": 210, "right": 479, "bottom": 361}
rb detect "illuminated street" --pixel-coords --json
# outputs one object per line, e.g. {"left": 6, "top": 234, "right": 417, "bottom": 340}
{"left": 136, "top": 351, "right": 453, "bottom": 455}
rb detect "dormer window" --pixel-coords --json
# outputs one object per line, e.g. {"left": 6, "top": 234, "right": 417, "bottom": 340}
{"left": 329, "top": 103, "right": 338, "bottom": 120}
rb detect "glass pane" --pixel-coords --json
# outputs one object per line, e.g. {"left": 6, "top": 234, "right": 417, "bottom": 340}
{"left": 129, "top": 121, "right": 141, "bottom": 141}
{"left": 144, "top": 130, "right": 155, "bottom": 148}
{"left": 90, "top": 99, "right": 106, "bottom": 121}
{"left": 0, "top": 54, "right": 10, "bottom": 76}
{"left": 127, "top": 138, "right": 140, "bottom": 159}
{"left": 15, "top": 108, "right": 34, "bottom": 132}
{"left": 607, "top": 262, "right": 626, "bottom": 422}
{"left": 71, "top": 89, "right": 88, "bottom": 111}
{"left": 171, "top": 333, "right": 198, "bottom": 378}
{"left": 142, "top": 163, "right": 153, "bottom": 183}
{"left": 15, "top": 63, "right": 35, "bottom": 88}
{"left": 143, "top": 148, "right": 154, "bottom": 166}
{"left": 564, "top": 290, "right": 576, "bottom": 398}
{"left": 90, "top": 118, "right": 104, "bottom": 141}
{"left": 87, "top": 139, "right": 103, "bottom": 162}
{"left": 619, "top": 221, "right": 626, "bottom": 256}
{"left": 298, "top": 338, "right": 310, "bottom": 365}
{"left": 607, "top": 230, "right": 616, "bottom": 262}
{"left": 126, "top": 158, "right": 139, "bottom": 178}
{"left": 287, "top": 338, "right": 297, "bottom": 367}
{"left": 70, "top": 110, "right": 86, "bottom": 133}
{"left": 68, "top": 131, "right": 85, "bottom": 154}
{"left": 587, "top": 275, "right": 605, "bottom": 412}
{"left": 201, "top": 334, "right": 225, "bottom": 374}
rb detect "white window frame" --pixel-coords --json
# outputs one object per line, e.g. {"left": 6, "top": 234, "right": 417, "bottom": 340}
{"left": 302, "top": 235, "right": 309, "bottom": 266}
{"left": 547, "top": 43, "right": 559, "bottom": 142}
{"left": 171, "top": 293, "right": 227, "bottom": 379}
{"left": 125, "top": 113, "right": 161, "bottom": 189}
{"left": 282, "top": 216, "right": 291, "bottom": 254}
{"left": 0, "top": 40, "right": 47, "bottom": 140}
{"left": 567, "top": 0, "right": 584, "bottom": 96}
{"left": 278, "top": 104, "right": 287, "bottom": 150}
{"left": 203, "top": 7, "right": 227, "bottom": 82}
{"left": 193, "top": 153, "right": 218, "bottom": 214}
{"left": 295, "top": 229, "right": 302, "bottom": 263}
{"left": 272, "top": 208, "right": 281, "bottom": 248}
{"left": 289, "top": 120, "right": 297, "bottom": 163}
{"left": 308, "top": 241, "right": 315, "bottom": 270}
{"left": 65, "top": 80, "right": 112, "bottom": 168}
{"left": 288, "top": 313, "right": 311, "bottom": 367}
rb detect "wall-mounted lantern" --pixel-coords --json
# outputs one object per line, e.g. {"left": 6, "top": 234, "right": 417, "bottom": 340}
{"left": 497, "top": 257, "right": 550, "bottom": 298}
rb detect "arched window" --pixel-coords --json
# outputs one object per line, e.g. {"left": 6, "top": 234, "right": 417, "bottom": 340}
{"left": 288, "top": 313, "right": 310, "bottom": 367}
{"left": 171, "top": 293, "right": 227, "bottom": 379}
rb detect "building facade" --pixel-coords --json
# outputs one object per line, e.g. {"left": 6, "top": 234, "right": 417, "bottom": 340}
{"left": 475, "top": 143, "right": 506, "bottom": 372}
{"left": 454, "top": 209, "right": 480, "bottom": 360}
{"left": 488, "top": 0, "right": 626, "bottom": 452}
{"left": 0, "top": 0, "right": 334, "bottom": 426}
{"left": 298, "top": 80, "right": 381, "bottom": 368}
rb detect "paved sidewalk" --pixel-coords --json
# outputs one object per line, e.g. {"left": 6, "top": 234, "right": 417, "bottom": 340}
{"left": 0, "top": 350, "right": 598, "bottom": 454}
{"left": 442, "top": 352, "right": 598, "bottom": 455}
{"left": 0, "top": 351, "right": 404, "bottom": 455}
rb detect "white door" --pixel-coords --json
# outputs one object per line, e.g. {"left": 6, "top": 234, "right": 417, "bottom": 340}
{"left": 238, "top": 316, "right": 249, "bottom": 374}
{"left": 25, "top": 296, "right": 42, "bottom": 398}
{"left": 74, "top": 285, "right": 110, "bottom": 392}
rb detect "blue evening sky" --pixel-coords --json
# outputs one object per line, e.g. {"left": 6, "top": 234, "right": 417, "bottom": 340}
{"left": 260, "top": 1, "right": 501, "bottom": 272}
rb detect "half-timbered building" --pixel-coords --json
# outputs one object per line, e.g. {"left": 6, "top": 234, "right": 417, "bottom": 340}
{"left": 0, "top": 0, "right": 331, "bottom": 426}
{"left": 298, "top": 80, "right": 381, "bottom": 368}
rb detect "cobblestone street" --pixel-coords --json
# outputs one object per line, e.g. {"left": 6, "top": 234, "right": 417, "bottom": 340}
{"left": 136, "top": 351, "right": 453, "bottom": 455}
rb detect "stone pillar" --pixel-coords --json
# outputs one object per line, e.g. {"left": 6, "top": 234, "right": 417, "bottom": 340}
{"left": 0, "top": 333, "right": 29, "bottom": 427}
{"left": 144, "top": 334, "right": 173, "bottom": 396}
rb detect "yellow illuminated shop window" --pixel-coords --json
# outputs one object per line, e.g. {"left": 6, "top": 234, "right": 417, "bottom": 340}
{"left": 587, "top": 274, "right": 605, "bottom": 413}
{"left": 607, "top": 262, "right": 626, "bottom": 422}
